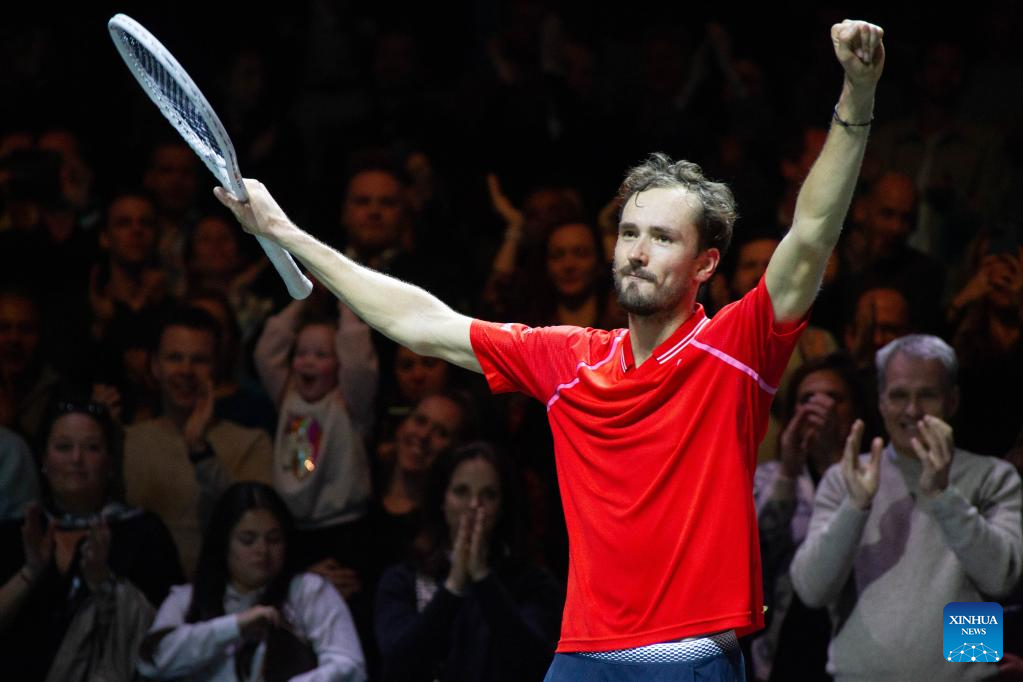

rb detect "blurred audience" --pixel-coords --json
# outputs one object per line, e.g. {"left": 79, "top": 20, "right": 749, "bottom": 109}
{"left": 0, "top": 396, "right": 182, "bottom": 681}
{"left": 0, "top": 289, "right": 63, "bottom": 439}
{"left": 0, "top": 425, "right": 38, "bottom": 520}
{"left": 375, "top": 442, "right": 561, "bottom": 681}
{"left": 139, "top": 482, "right": 366, "bottom": 681}
{"left": 752, "top": 353, "right": 865, "bottom": 681}
{"left": 123, "top": 308, "right": 273, "bottom": 578}
{"left": 949, "top": 239, "right": 1023, "bottom": 455}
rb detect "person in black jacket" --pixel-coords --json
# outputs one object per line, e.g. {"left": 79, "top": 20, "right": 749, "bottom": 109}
{"left": 0, "top": 395, "right": 184, "bottom": 681}
{"left": 375, "top": 442, "right": 562, "bottom": 681}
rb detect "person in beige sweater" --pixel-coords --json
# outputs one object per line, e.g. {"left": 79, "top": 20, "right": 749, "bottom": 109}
{"left": 791, "top": 334, "right": 1022, "bottom": 681}
{"left": 123, "top": 307, "right": 272, "bottom": 577}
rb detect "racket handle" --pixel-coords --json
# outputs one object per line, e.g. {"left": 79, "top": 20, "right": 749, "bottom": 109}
{"left": 255, "top": 235, "right": 313, "bottom": 300}
{"left": 228, "top": 181, "right": 311, "bottom": 299}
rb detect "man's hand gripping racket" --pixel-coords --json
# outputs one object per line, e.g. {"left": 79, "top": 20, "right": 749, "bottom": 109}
{"left": 107, "top": 14, "right": 312, "bottom": 299}
{"left": 212, "top": 180, "right": 294, "bottom": 247}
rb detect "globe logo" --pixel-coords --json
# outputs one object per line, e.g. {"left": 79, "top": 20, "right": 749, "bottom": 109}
{"left": 947, "top": 643, "right": 999, "bottom": 662}
{"left": 943, "top": 603, "right": 1002, "bottom": 665}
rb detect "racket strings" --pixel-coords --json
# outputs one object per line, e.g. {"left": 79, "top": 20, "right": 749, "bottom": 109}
{"left": 121, "top": 32, "right": 226, "bottom": 165}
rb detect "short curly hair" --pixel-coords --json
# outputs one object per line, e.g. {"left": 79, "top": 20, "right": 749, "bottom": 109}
{"left": 618, "top": 152, "right": 737, "bottom": 255}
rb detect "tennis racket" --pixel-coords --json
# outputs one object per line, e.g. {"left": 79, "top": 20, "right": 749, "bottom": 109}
{"left": 107, "top": 13, "right": 312, "bottom": 300}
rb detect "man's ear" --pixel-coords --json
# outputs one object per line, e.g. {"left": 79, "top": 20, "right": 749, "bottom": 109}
{"left": 695, "top": 248, "right": 720, "bottom": 284}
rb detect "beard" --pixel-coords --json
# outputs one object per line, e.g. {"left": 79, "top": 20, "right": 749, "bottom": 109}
{"left": 612, "top": 264, "right": 686, "bottom": 317}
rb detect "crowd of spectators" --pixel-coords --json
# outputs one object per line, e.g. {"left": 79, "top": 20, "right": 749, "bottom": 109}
{"left": 1, "top": 2, "right": 1022, "bottom": 680}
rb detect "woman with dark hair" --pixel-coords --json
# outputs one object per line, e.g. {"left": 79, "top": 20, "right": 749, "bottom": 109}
{"left": 0, "top": 396, "right": 183, "bottom": 681}
{"left": 751, "top": 352, "right": 865, "bottom": 682}
{"left": 374, "top": 442, "right": 562, "bottom": 681}
{"left": 139, "top": 481, "right": 366, "bottom": 681}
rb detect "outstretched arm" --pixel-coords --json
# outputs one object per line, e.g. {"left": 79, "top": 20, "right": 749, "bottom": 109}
{"left": 766, "top": 19, "right": 885, "bottom": 322}
{"left": 216, "top": 182, "right": 481, "bottom": 373}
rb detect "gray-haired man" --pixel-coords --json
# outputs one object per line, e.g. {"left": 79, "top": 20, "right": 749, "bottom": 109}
{"left": 791, "top": 334, "right": 1022, "bottom": 681}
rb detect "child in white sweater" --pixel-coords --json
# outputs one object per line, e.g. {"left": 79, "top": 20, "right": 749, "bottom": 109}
{"left": 254, "top": 297, "right": 377, "bottom": 570}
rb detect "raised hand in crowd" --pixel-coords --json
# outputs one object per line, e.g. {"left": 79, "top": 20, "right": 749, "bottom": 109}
{"left": 183, "top": 377, "right": 215, "bottom": 453}
{"left": 487, "top": 174, "right": 524, "bottom": 231}
{"left": 988, "top": 248, "right": 1023, "bottom": 305}
{"left": 483, "top": 174, "right": 527, "bottom": 311}
{"left": 486, "top": 173, "right": 526, "bottom": 272}
{"left": 948, "top": 246, "right": 1023, "bottom": 323}
{"left": 951, "top": 255, "right": 999, "bottom": 313}
{"left": 444, "top": 506, "right": 492, "bottom": 595}
{"left": 0, "top": 503, "right": 53, "bottom": 631}
{"left": 912, "top": 414, "right": 955, "bottom": 498}
{"left": 779, "top": 393, "right": 842, "bottom": 479}
{"left": 79, "top": 516, "right": 112, "bottom": 591}
{"left": 841, "top": 419, "right": 883, "bottom": 510}
{"left": 20, "top": 502, "right": 55, "bottom": 583}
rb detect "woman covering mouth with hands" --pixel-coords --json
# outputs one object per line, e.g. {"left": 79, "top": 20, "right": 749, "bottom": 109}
{"left": 374, "top": 442, "right": 562, "bottom": 682}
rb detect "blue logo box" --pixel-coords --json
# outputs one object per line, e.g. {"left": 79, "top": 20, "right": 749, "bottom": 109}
{"left": 943, "top": 602, "right": 1002, "bottom": 663}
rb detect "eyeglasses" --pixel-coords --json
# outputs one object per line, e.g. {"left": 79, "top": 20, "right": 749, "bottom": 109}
{"left": 56, "top": 401, "right": 109, "bottom": 417}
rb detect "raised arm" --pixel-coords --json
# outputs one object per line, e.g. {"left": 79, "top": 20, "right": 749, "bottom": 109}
{"left": 253, "top": 298, "right": 304, "bottom": 407}
{"left": 336, "top": 300, "right": 378, "bottom": 437}
{"left": 216, "top": 183, "right": 481, "bottom": 373}
{"left": 765, "top": 20, "right": 884, "bottom": 322}
{"left": 790, "top": 421, "right": 882, "bottom": 607}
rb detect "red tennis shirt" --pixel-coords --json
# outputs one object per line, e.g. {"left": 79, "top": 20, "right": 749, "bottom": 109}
{"left": 469, "top": 276, "right": 807, "bottom": 652}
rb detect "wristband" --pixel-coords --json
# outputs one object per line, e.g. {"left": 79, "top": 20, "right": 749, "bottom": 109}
{"left": 832, "top": 106, "right": 873, "bottom": 128}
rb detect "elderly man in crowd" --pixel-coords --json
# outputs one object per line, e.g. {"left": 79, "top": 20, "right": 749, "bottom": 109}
{"left": 791, "top": 334, "right": 1022, "bottom": 681}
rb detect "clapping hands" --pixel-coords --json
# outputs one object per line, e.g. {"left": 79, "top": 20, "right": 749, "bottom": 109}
{"left": 841, "top": 419, "right": 884, "bottom": 510}
{"left": 911, "top": 415, "right": 954, "bottom": 498}
{"left": 444, "top": 507, "right": 492, "bottom": 595}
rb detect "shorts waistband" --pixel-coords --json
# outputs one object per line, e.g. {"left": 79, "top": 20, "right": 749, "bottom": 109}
{"left": 576, "top": 630, "right": 739, "bottom": 664}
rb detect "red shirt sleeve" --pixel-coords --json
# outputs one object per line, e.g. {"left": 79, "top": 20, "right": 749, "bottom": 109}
{"left": 705, "top": 275, "right": 809, "bottom": 391}
{"left": 469, "top": 320, "right": 605, "bottom": 403}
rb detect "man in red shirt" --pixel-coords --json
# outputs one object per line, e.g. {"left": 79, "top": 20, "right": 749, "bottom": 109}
{"left": 217, "top": 20, "right": 885, "bottom": 681}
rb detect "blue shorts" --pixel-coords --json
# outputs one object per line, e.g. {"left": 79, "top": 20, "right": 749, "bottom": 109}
{"left": 543, "top": 631, "right": 746, "bottom": 682}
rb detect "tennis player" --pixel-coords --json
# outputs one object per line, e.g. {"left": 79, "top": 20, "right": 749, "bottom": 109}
{"left": 217, "top": 20, "right": 884, "bottom": 681}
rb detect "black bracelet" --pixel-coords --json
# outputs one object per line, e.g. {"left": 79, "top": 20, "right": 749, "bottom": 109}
{"left": 832, "top": 106, "right": 874, "bottom": 128}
